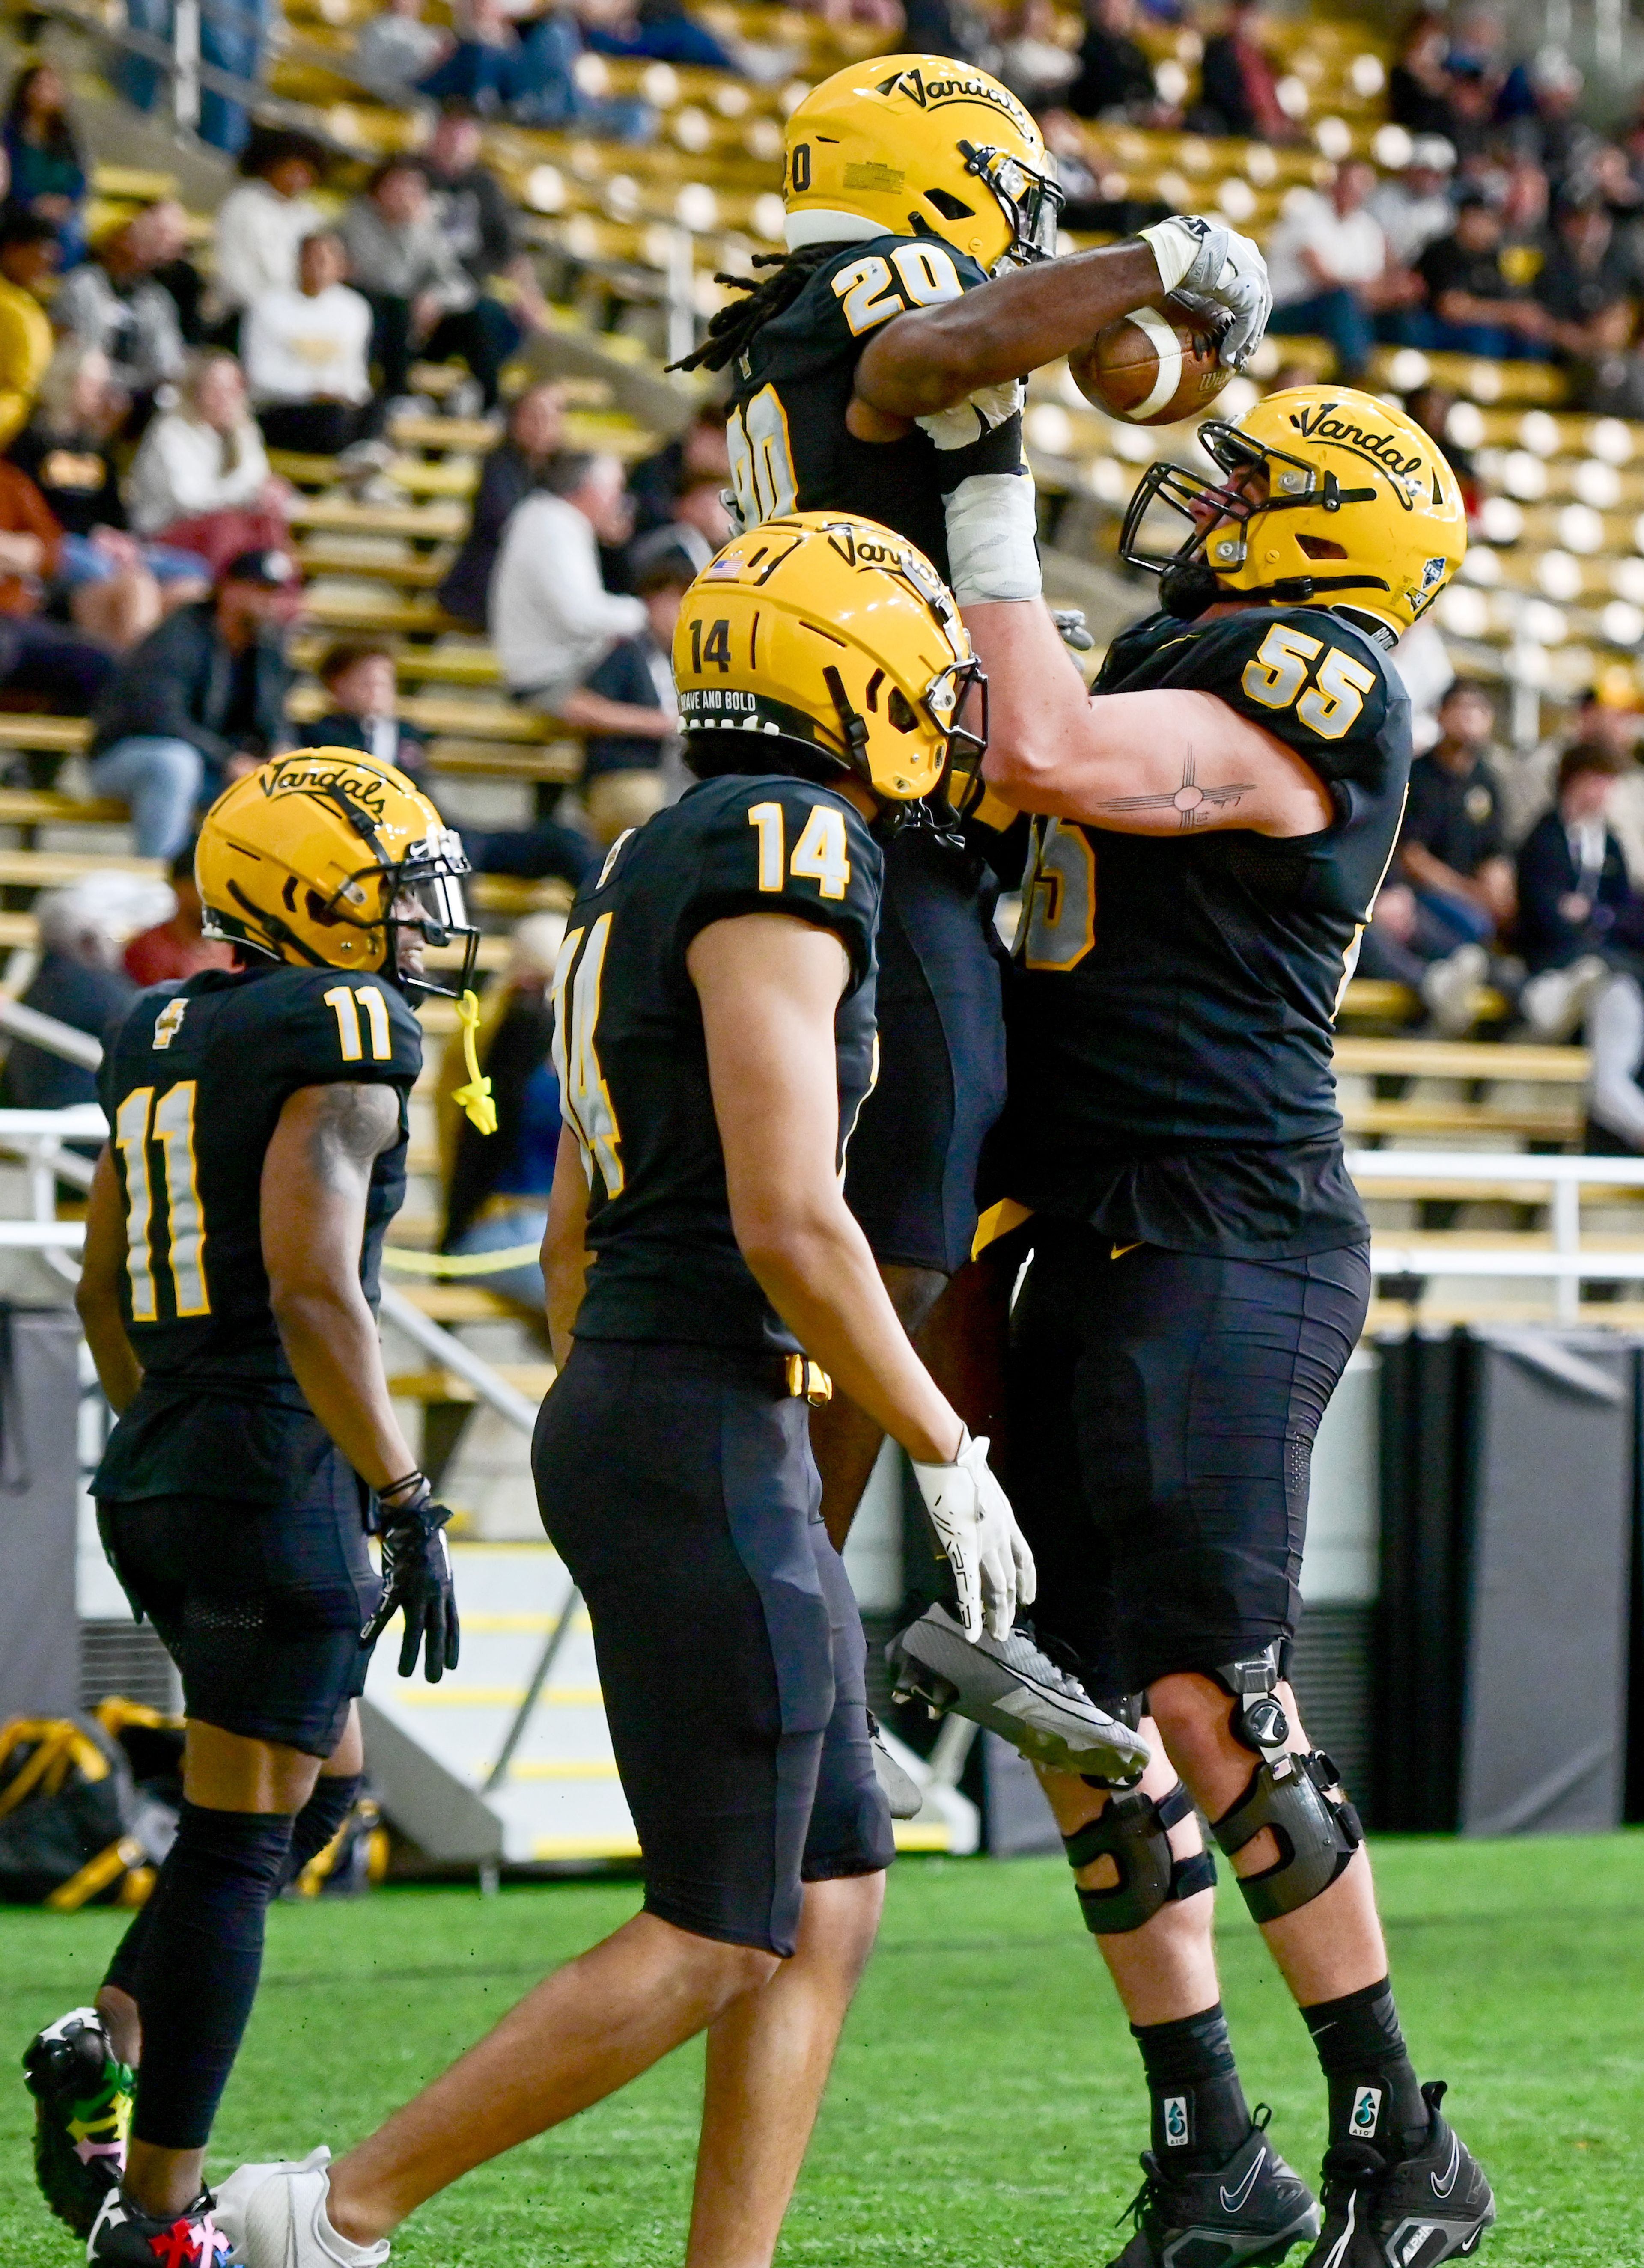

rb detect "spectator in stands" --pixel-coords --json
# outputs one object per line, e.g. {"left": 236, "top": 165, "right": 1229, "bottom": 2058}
{"left": 1534, "top": 195, "right": 1641, "bottom": 378}
{"left": 10, "top": 342, "right": 210, "bottom": 650}
{"left": 1196, "top": 0, "right": 1294, "bottom": 141}
{"left": 208, "top": 131, "right": 327, "bottom": 339}
{"left": 896, "top": 0, "right": 1000, "bottom": 72}
{"left": 3, "top": 65, "right": 86, "bottom": 270}
{"left": 123, "top": 840, "right": 236, "bottom": 984}
{"left": 1523, "top": 47, "right": 1595, "bottom": 192}
{"left": 1368, "top": 135, "right": 1457, "bottom": 269}
{"left": 0, "top": 213, "right": 56, "bottom": 448}
{"left": 52, "top": 209, "right": 186, "bottom": 414}
{"left": 1389, "top": 12, "right": 1461, "bottom": 143}
{"left": 1413, "top": 190, "right": 1550, "bottom": 356}
{"left": 1517, "top": 744, "right": 1633, "bottom": 1040}
{"left": 994, "top": 0, "right": 1081, "bottom": 108}
{"left": 352, "top": 0, "right": 453, "bottom": 103}
{"left": 0, "top": 452, "right": 116, "bottom": 716}
{"left": 419, "top": 0, "right": 652, "bottom": 134}
{"left": 126, "top": 350, "right": 289, "bottom": 576}
{"left": 438, "top": 910, "right": 563, "bottom": 1317}
{"left": 671, "top": 473, "right": 733, "bottom": 555}
{"left": 1264, "top": 161, "right": 1405, "bottom": 380}
{"left": 583, "top": 0, "right": 739, "bottom": 72}
{"left": 341, "top": 157, "right": 499, "bottom": 408}
{"left": 0, "top": 874, "right": 165, "bottom": 1110}
{"left": 420, "top": 101, "right": 551, "bottom": 389}
{"left": 298, "top": 640, "right": 428, "bottom": 779}
{"left": 438, "top": 378, "right": 565, "bottom": 627}
{"left": 1498, "top": 156, "right": 1553, "bottom": 291}
{"left": 1398, "top": 678, "right": 1517, "bottom": 946}
{"left": 1402, "top": 380, "right": 1482, "bottom": 518}
{"left": 88, "top": 547, "right": 299, "bottom": 856}
{"left": 491, "top": 449, "right": 671, "bottom": 740}
{"left": 626, "top": 397, "right": 728, "bottom": 537}
{"left": 578, "top": 526, "right": 692, "bottom": 841}
{"left": 1065, "top": 0, "right": 1161, "bottom": 121}
{"left": 140, "top": 196, "right": 208, "bottom": 346}
{"left": 243, "top": 230, "right": 379, "bottom": 457}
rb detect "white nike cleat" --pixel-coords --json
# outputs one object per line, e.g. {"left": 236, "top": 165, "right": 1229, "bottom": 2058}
{"left": 214, "top": 2147, "right": 388, "bottom": 2268}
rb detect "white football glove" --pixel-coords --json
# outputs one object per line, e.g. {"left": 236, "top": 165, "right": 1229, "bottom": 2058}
{"left": 911, "top": 1428, "right": 1036, "bottom": 1643}
{"left": 916, "top": 377, "right": 1025, "bottom": 452}
{"left": 1137, "top": 215, "right": 1272, "bottom": 372}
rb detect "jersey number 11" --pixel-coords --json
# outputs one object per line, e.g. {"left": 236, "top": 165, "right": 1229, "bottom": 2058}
{"left": 114, "top": 1081, "right": 209, "bottom": 1321}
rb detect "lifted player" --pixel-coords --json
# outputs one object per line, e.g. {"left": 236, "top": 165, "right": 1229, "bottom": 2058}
{"left": 929, "top": 391, "right": 1492, "bottom": 2265}
{"left": 676, "top": 56, "right": 1272, "bottom": 1761}
{"left": 211, "top": 517, "right": 1058, "bottom": 2268}
{"left": 25, "top": 754, "right": 470, "bottom": 2264}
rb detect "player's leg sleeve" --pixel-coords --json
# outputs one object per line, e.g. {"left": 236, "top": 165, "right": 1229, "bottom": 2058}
{"left": 128, "top": 1803, "right": 295, "bottom": 2150}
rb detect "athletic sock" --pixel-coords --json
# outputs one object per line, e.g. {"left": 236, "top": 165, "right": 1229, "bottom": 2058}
{"left": 1131, "top": 2003, "right": 1252, "bottom": 2172}
{"left": 1301, "top": 1977, "right": 1429, "bottom": 2161}
{"left": 101, "top": 1776, "right": 362, "bottom": 2005}
{"left": 128, "top": 1803, "right": 296, "bottom": 2149}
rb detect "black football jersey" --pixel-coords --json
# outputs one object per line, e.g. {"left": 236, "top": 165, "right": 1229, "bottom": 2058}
{"left": 557, "top": 773, "right": 882, "bottom": 1351}
{"left": 92, "top": 962, "right": 422, "bottom": 1504}
{"left": 727, "top": 231, "right": 1024, "bottom": 578}
{"left": 1001, "top": 604, "right": 1412, "bottom": 1257}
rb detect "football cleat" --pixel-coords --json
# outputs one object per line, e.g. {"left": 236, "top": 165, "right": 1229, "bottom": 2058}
{"left": 214, "top": 2145, "right": 389, "bottom": 2267}
{"left": 1300, "top": 2083, "right": 1494, "bottom": 2267}
{"left": 1108, "top": 2113, "right": 1322, "bottom": 2268}
{"left": 867, "top": 1715, "right": 923, "bottom": 1820}
{"left": 23, "top": 2005, "right": 133, "bottom": 2236}
{"left": 886, "top": 1604, "right": 1150, "bottom": 1783}
{"left": 86, "top": 2186, "right": 231, "bottom": 2264}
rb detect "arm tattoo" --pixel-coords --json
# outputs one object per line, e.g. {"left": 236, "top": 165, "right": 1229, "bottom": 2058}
{"left": 1099, "top": 745, "right": 1257, "bottom": 830}
{"left": 307, "top": 1082, "right": 399, "bottom": 1189}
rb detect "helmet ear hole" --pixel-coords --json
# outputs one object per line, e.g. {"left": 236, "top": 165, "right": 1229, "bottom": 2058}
{"left": 925, "top": 187, "right": 974, "bottom": 220}
{"left": 305, "top": 888, "right": 345, "bottom": 928}
{"left": 887, "top": 686, "right": 919, "bottom": 733}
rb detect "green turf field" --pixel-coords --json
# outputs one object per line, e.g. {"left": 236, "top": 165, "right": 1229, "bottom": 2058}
{"left": 2, "top": 1834, "right": 1638, "bottom": 2265}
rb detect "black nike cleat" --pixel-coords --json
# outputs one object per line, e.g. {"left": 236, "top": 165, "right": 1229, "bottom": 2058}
{"left": 1300, "top": 2083, "right": 1494, "bottom": 2268}
{"left": 886, "top": 1604, "right": 1149, "bottom": 1783}
{"left": 22, "top": 2006, "right": 132, "bottom": 2237}
{"left": 86, "top": 2186, "right": 232, "bottom": 2263}
{"left": 866, "top": 1714, "right": 923, "bottom": 1819}
{"left": 1107, "top": 2111, "right": 1323, "bottom": 2267}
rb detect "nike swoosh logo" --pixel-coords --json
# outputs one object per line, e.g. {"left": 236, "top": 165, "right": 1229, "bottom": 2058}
{"left": 1431, "top": 2135, "right": 1461, "bottom": 2199}
{"left": 1110, "top": 1242, "right": 1142, "bottom": 1260}
{"left": 1321, "top": 2189, "right": 1358, "bottom": 2268}
{"left": 1220, "top": 2152, "right": 1265, "bottom": 2214}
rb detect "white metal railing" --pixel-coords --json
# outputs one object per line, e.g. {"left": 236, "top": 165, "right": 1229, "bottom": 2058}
{"left": 1348, "top": 1148, "right": 1644, "bottom": 1324}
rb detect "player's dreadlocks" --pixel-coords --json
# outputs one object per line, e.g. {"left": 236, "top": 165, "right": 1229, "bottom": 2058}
{"left": 667, "top": 244, "right": 837, "bottom": 375}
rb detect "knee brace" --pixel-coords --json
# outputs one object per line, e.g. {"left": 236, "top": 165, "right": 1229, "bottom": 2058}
{"left": 1208, "top": 1647, "right": 1363, "bottom": 1926}
{"left": 1063, "top": 1783, "right": 1217, "bottom": 1936}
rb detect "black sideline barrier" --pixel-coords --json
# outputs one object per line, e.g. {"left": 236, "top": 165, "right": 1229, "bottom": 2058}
{"left": 1376, "top": 1327, "right": 1637, "bottom": 1837}
{"left": 0, "top": 1309, "right": 82, "bottom": 1724}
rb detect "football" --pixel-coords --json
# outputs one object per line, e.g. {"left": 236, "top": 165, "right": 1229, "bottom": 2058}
{"left": 1067, "top": 300, "right": 1233, "bottom": 427}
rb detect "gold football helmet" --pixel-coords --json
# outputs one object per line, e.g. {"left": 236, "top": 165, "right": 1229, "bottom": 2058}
{"left": 197, "top": 749, "right": 479, "bottom": 996}
{"left": 674, "top": 511, "right": 985, "bottom": 805}
{"left": 783, "top": 54, "right": 1062, "bottom": 274}
{"left": 1120, "top": 384, "right": 1468, "bottom": 634}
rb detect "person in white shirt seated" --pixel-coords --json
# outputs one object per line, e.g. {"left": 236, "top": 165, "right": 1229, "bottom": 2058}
{"left": 244, "top": 231, "right": 381, "bottom": 458}
{"left": 207, "top": 130, "right": 327, "bottom": 344}
{"left": 1265, "top": 157, "right": 1414, "bottom": 378}
{"left": 125, "top": 349, "right": 291, "bottom": 577}
{"left": 490, "top": 449, "right": 678, "bottom": 769}
{"left": 1367, "top": 136, "right": 1458, "bottom": 271}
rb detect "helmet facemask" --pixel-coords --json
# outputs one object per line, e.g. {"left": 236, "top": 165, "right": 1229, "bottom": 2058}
{"left": 956, "top": 140, "right": 1063, "bottom": 270}
{"left": 1121, "top": 420, "right": 1390, "bottom": 619}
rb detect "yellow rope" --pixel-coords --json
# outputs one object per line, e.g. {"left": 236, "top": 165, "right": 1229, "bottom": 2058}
{"left": 451, "top": 988, "right": 498, "bottom": 1135}
{"left": 380, "top": 1243, "right": 541, "bottom": 1277}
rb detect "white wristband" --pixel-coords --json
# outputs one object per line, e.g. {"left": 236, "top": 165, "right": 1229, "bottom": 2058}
{"left": 943, "top": 471, "right": 1042, "bottom": 607}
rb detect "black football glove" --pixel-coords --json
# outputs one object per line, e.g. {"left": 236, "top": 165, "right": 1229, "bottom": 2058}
{"left": 360, "top": 1491, "right": 461, "bottom": 1682}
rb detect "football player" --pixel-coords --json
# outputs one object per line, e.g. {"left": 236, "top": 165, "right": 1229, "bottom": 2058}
{"left": 936, "top": 391, "right": 1495, "bottom": 2266}
{"left": 25, "top": 753, "right": 469, "bottom": 2265}
{"left": 674, "top": 56, "right": 1272, "bottom": 1757}
{"left": 211, "top": 516, "right": 1136, "bottom": 2268}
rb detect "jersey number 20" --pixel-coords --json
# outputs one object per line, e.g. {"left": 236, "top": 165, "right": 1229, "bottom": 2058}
{"left": 115, "top": 1081, "right": 208, "bottom": 1321}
